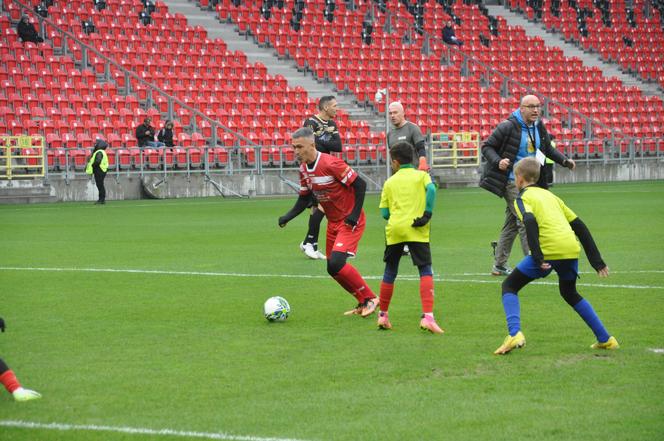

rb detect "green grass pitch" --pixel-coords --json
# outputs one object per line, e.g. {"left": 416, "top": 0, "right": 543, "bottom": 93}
{"left": 1, "top": 180, "right": 663, "bottom": 441}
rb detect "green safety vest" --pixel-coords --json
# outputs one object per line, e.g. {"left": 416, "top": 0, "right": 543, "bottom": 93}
{"left": 85, "top": 149, "right": 108, "bottom": 174}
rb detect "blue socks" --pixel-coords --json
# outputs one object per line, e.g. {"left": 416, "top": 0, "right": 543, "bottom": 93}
{"left": 573, "top": 299, "right": 610, "bottom": 343}
{"left": 501, "top": 293, "right": 521, "bottom": 336}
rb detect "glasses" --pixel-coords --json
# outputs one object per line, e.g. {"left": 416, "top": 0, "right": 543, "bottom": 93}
{"left": 522, "top": 105, "right": 542, "bottom": 109}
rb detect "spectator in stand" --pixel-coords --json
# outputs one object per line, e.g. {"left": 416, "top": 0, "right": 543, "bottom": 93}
{"left": 143, "top": 0, "right": 156, "bottom": 14}
{"left": 35, "top": 2, "right": 49, "bottom": 18}
{"left": 442, "top": 20, "right": 463, "bottom": 46}
{"left": 157, "top": 120, "right": 175, "bottom": 148}
{"left": 139, "top": 9, "right": 152, "bottom": 26}
{"left": 82, "top": 17, "right": 96, "bottom": 35}
{"left": 93, "top": 0, "right": 107, "bottom": 11}
{"left": 17, "top": 15, "right": 44, "bottom": 44}
{"left": 135, "top": 118, "right": 164, "bottom": 148}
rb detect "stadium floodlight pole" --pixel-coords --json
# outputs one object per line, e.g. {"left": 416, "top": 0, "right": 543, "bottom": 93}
{"left": 375, "top": 88, "right": 390, "bottom": 180}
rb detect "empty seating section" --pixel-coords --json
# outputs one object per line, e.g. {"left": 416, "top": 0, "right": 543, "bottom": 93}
{"left": 218, "top": 0, "right": 663, "bottom": 155}
{"left": 44, "top": 0, "right": 379, "bottom": 152}
{"left": 0, "top": 12, "right": 158, "bottom": 170}
{"left": 0, "top": 0, "right": 366, "bottom": 171}
{"left": 2, "top": 0, "right": 662, "bottom": 171}
{"left": 218, "top": 0, "right": 512, "bottom": 141}
{"left": 506, "top": 0, "right": 664, "bottom": 88}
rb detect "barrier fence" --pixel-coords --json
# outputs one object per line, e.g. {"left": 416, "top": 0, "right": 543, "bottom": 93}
{"left": 430, "top": 132, "right": 481, "bottom": 168}
{"left": 3, "top": 131, "right": 664, "bottom": 182}
{"left": 0, "top": 135, "right": 45, "bottom": 180}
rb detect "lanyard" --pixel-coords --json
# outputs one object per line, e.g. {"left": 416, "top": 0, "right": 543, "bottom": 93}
{"left": 526, "top": 124, "right": 538, "bottom": 150}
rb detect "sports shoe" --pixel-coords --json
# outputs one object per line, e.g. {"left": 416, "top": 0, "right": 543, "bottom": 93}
{"left": 377, "top": 311, "right": 392, "bottom": 330}
{"left": 315, "top": 250, "right": 326, "bottom": 259}
{"left": 343, "top": 303, "right": 363, "bottom": 316}
{"left": 360, "top": 297, "right": 379, "bottom": 318}
{"left": 13, "top": 387, "right": 41, "bottom": 402}
{"left": 491, "top": 265, "right": 512, "bottom": 276}
{"left": 591, "top": 336, "right": 619, "bottom": 350}
{"left": 494, "top": 331, "right": 526, "bottom": 355}
{"left": 402, "top": 244, "right": 410, "bottom": 256}
{"left": 419, "top": 315, "right": 444, "bottom": 334}
{"left": 299, "top": 242, "right": 320, "bottom": 260}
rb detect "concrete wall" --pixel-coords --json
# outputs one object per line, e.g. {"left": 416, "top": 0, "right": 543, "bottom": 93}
{"left": 5, "top": 160, "right": 662, "bottom": 203}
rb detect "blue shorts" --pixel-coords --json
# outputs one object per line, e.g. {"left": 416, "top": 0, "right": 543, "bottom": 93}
{"left": 516, "top": 255, "right": 579, "bottom": 281}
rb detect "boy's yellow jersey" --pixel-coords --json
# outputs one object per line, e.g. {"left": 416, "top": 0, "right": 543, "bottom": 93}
{"left": 380, "top": 167, "right": 432, "bottom": 245}
{"left": 514, "top": 186, "right": 581, "bottom": 260}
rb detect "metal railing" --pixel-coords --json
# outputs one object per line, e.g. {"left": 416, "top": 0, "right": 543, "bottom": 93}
{"left": 374, "top": 5, "right": 629, "bottom": 141}
{"left": 0, "top": 135, "right": 45, "bottom": 179}
{"left": 7, "top": 0, "right": 256, "bottom": 149}
{"left": 430, "top": 132, "right": 481, "bottom": 168}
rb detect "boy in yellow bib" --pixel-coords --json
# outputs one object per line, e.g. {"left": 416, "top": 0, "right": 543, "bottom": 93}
{"left": 494, "top": 157, "right": 619, "bottom": 354}
{"left": 377, "top": 142, "right": 443, "bottom": 334}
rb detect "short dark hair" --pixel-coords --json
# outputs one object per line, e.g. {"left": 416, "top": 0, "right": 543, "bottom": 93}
{"left": 390, "top": 142, "right": 415, "bottom": 165}
{"left": 318, "top": 95, "right": 336, "bottom": 111}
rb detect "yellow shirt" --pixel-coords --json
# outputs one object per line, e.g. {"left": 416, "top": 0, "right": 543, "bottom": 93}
{"left": 514, "top": 186, "right": 580, "bottom": 260}
{"left": 379, "top": 167, "right": 432, "bottom": 245}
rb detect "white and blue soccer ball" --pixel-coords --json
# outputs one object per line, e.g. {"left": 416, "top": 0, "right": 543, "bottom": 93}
{"left": 263, "top": 296, "right": 291, "bottom": 322}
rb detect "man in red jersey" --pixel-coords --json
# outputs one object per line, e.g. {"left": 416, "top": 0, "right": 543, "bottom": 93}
{"left": 278, "top": 127, "right": 379, "bottom": 317}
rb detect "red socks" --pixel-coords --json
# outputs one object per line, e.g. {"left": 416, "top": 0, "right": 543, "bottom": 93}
{"left": 333, "top": 264, "right": 376, "bottom": 303}
{"left": 420, "top": 275, "right": 435, "bottom": 314}
{"left": 0, "top": 370, "right": 21, "bottom": 394}
{"left": 379, "top": 281, "right": 394, "bottom": 312}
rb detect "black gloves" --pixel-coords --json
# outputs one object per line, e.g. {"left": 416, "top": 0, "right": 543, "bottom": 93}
{"left": 0, "top": 317, "right": 5, "bottom": 332}
{"left": 412, "top": 211, "right": 432, "bottom": 227}
{"left": 344, "top": 215, "right": 358, "bottom": 227}
{"left": 278, "top": 215, "right": 290, "bottom": 228}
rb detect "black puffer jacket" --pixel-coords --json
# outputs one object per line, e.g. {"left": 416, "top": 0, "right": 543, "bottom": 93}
{"left": 480, "top": 115, "right": 569, "bottom": 197}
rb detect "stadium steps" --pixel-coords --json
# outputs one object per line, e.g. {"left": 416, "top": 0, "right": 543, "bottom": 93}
{"left": 0, "top": 181, "right": 56, "bottom": 204}
{"left": 159, "top": 0, "right": 386, "bottom": 133}
{"left": 487, "top": 4, "right": 663, "bottom": 98}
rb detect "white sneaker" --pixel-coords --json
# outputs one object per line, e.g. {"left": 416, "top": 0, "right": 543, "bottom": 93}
{"left": 315, "top": 250, "right": 326, "bottom": 259}
{"left": 300, "top": 242, "right": 320, "bottom": 260}
{"left": 13, "top": 387, "right": 42, "bottom": 402}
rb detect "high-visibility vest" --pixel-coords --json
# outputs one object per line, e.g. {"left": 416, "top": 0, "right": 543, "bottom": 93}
{"left": 86, "top": 149, "right": 108, "bottom": 174}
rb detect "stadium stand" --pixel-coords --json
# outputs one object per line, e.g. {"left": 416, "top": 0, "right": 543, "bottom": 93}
{"left": 1, "top": 0, "right": 383, "bottom": 172}
{"left": 210, "top": 0, "right": 662, "bottom": 157}
{"left": 503, "top": 0, "right": 664, "bottom": 89}
{"left": 1, "top": 0, "right": 662, "bottom": 181}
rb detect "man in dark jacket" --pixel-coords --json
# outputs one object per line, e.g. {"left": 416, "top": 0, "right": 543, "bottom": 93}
{"left": 480, "top": 95, "right": 575, "bottom": 276}
{"left": 157, "top": 120, "right": 175, "bottom": 147}
{"left": 17, "top": 16, "right": 44, "bottom": 43}
{"left": 442, "top": 20, "right": 462, "bottom": 46}
{"left": 135, "top": 118, "right": 164, "bottom": 148}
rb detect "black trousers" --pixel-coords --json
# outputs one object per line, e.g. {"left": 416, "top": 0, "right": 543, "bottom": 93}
{"left": 93, "top": 169, "right": 106, "bottom": 202}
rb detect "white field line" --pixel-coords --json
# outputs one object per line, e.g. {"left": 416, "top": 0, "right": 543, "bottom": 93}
{"left": 0, "top": 420, "right": 312, "bottom": 441}
{"left": 455, "top": 270, "right": 664, "bottom": 276}
{"left": 1, "top": 266, "right": 662, "bottom": 290}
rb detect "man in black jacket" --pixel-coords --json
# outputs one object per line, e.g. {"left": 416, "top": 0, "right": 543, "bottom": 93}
{"left": 17, "top": 15, "right": 44, "bottom": 43}
{"left": 135, "top": 118, "right": 164, "bottom": 148}
{"left": 480, "top": 95, "right": 575, "bottom": 276}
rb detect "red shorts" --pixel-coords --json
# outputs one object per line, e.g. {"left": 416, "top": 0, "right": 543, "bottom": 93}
{"left": 325, "top": 210, "right": 366, "bottom": 258}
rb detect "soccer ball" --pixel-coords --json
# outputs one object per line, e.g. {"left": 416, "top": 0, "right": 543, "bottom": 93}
{"left": 263, "top": 296, "right": 291, "bottom": 322}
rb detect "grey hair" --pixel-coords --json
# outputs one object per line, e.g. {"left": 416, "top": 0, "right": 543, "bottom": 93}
{"left": 292, "top": 126, "right": 314, "bottom": 140}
